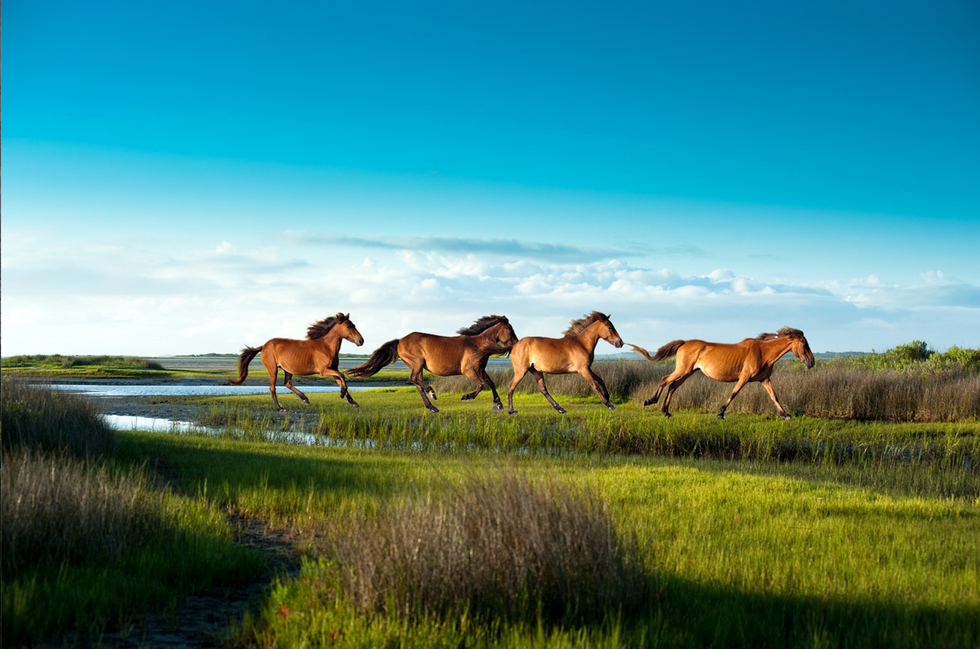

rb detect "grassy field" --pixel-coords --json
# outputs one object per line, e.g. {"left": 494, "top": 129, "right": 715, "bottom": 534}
{"left": 2, "top": 353, "right": 979, "bottom": 647}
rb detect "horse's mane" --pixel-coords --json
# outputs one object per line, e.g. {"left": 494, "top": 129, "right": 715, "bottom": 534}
{"left": 563, "top": 311, "right": 608, "bottom": 336}
{"left": 307, "top": 313, "right": 348, "bottom": 340}
{"left": 457, "top": 315, "right": 509, "bottom": 336}
{"left": 755, "top": 327, "right": 804, "bottom": 341}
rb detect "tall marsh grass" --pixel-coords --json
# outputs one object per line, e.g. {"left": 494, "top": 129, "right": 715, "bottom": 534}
{"left": 1, "top": 450, "right": 164, "bottom": 576}
{"left": 311, "top": 470, "right": 650, "bottom": 624}
{"left": 432, "top": 357, "right": 980, "bottom": 421}
{"left": 1, "top": 376, "right": 115, "bottom": 457}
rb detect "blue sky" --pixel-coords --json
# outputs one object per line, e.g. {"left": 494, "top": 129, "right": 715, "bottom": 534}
{"left": 3, "top": 0, "right": 979, "bottom": 356}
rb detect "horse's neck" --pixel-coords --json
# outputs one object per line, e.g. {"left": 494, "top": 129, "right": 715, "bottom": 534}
{"left": 760, "top": 337, "right": 793, "bottom": 364}
{"left": 473, "top": 325, "right": 501, "bottom": 353}
{"left": 316, "top": 329, "right": 343, "bottom": 354}
{"left": 574, "top": 323, "right": 603, "bottom": 352}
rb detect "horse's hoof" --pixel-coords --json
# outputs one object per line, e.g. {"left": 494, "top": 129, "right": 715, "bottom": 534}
{"left": 642, "top": 399, "right": 655, "bottom": 407}
{"left": 716, "top": 413, "right": 726, "bottom": 420}
{"left": 508, "top": 409, "right": 517, "bottom": 416}
{"left": 781, "top": 414, "right": 792, "bottom": 420}
{"left": 277, "top": 409, "right": 287, "bottom": 416}
{"left": 606, "top": 404, "right": 616, "bottom": 410}
{"left": 663, "top": 412, "right": 672, "bottom": 419}
{"left": 492, "top": 403, "right": 503, "bottom": 413}
{"left": 460, "top": 394, "right": 474, "bottom": 401}
{"left": 556, "top": 408, "right": 567, "bottom": 415}
{"left": 427, "top": 406, "right": 440, "bottom": 414}
{"left": 350, "top": 402, "right": 360, "bottom": 409}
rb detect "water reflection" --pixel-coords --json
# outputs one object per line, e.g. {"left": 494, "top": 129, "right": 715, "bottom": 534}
{"left": 103, "top": 414, "right": 375, "bottom": 449}
{"left": 47, "top": 384, "right": 361, "bottom": 397}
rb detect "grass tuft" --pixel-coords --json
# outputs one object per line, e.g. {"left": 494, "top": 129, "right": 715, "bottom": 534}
{"left": 1, "top": 376, "right": 116, "bottom": 457}
{"left": 315, "top": 470, "right": 651, "bottom": 625}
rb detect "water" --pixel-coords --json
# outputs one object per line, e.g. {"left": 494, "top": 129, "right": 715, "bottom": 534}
{"left": 45, "top": 384, "right": 364, "bottom": 397}
{"left": 103, "top": 414, "right": 375, "bottom": 449}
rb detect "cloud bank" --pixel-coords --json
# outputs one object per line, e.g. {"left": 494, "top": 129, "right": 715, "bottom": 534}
{"left": 2, "top": 234, "right": 977, "bottom": 355}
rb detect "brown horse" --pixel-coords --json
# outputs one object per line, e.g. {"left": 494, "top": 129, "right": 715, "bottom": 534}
{"left": 347, "top": 315, "right": 519, "bottom": 413}
{"left": 630, "top": 327, "right": 815, "bottom": 420}
{"left": 507, "top": 311, "right": 624, "bottom": 415}
{"left": 229, "top": 313, "right": 365, "bottom": 414}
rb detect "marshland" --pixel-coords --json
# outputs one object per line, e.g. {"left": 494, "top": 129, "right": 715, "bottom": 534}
{"left": 2, "top": 342, "right": 978, "bottom": 647}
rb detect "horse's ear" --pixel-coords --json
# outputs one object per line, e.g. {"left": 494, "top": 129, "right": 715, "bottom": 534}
{"left": 345, "top": 313, "right": 350, "bottom": 320}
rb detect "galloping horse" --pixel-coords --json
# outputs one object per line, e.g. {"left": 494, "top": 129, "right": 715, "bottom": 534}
{"left": 629, "top": 327, "right": 815, "bottom": 420}
{"left": 347, "top": 315, "right": 519, "bottom": 413}
{"left": 507, "top": 311, "right": 624, "bottom": 415}
{"left": 229, "top": 313, "right": 365, "bottom": 414}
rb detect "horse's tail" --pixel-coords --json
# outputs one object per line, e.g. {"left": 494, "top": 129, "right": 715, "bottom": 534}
{"left": 228, "top": 346, "right": 261, "bottom": 385}
{"left": 347, "top": 339, "right": 400, "bottom": 378}
{"left": 652, "top": 340, "right": 686, "bottom": 362}
{"left": 628, "top": 344, "right": 657, "bottom": 361}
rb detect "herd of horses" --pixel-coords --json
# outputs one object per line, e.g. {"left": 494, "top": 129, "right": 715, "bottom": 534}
{"left": 230, "top": 312, "right": 815, "bottom": 420}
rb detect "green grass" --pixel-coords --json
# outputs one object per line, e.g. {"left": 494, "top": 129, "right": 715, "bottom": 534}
{"left": 110, "top": 431, "right": 979, "bottom": 648}
{"left": 5, "top": 378, "right": 979, "bottom": 647}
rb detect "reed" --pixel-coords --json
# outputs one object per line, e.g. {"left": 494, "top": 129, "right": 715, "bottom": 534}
{"left": 1, "top": 450, "right": 163, "bottom": 577}
{"left": 313, "top": 470, "right": 650, "bottom": 624}
{"left": 1, "top": 376, "right": 115, "bottom": 457}
{"left": 430, "top": 357, "right": 980, "bottom": 422}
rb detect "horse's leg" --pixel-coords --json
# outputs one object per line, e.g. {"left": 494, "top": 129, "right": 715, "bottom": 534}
{"left": 507, "top": 365, "right": 529, "bottom": 415}
{"left": 483, "top": 369, "right": 504, "bottom": 413}
{"left": 282, "top": 371, "right": 311, "bottom": 405}
{"left": 583, "top": 367, "right": 614, "bottom": 410}
{"left": 645, "top": 369, "right": 684, "bottom": 408}
{"left": 459, "top": 365, "right": 485, "bottom": 402}
{"left": 409, "top": 365, "right": 439, "bottom": 413}
{"left": 644, "top": 373, "right": 675, "bottom": 406}
{"left": 262, "top": 349, "right": 287, "bottom": 414}
{"left": 660, "top": 373, "right": 694, "bottom": 418}
{"left": 321, "top": 369, "right": 359, "bottom": 408}
{"left": 761, "top": 378, "right": 791, "bottom": 420}
{"left": 529, "top": 367, "right": 566, "bottom": 415}
{"left": 716, "top": 377, "right": 750, "bottom": 419}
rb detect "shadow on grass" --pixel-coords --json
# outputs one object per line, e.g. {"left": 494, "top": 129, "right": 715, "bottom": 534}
{"left": 638, "top": 572, "right": 980, "bottom": 649}
{"left": 115, "top": 431, "right": 404, "bottom": 507}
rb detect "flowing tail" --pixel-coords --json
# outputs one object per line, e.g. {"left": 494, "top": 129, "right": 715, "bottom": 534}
{"left": 228, "top": 346, "right": 261, "bottom": 384}
{"left": 347, "top": 339, "right": 400, "bottom": 378}
{"left": 629, "top": 340, "right": 685, "bottom": 362}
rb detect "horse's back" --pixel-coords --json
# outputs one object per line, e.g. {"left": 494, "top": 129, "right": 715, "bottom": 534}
{"left": 402, "top": 332, "right": 468, "bottom": 375}
{"left": 514, "top": 336, "right": 583, "bottom": 373}
{"left": 264, "top": 337, "right": 333, "bottom": 375}
{"left": 684, "top": 338, "right": 763, "bottom": 382}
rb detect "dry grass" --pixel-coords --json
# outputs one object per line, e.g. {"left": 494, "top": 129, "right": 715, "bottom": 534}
{"left": 1, "top": 377, "right": 115, "bottom": 457}
{"left": 1, "top": 450, "right": 164, "bottom": 577}
{"left": 432, "top": 360, "right": 980, "bottom": 421}
{"left": 314, "top": 470, "right": 651, "bottom": 624}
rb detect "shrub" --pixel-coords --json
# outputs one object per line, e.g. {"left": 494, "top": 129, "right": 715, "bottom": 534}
{"left": 316, "top": 470, "right": 650, "bottom": 624}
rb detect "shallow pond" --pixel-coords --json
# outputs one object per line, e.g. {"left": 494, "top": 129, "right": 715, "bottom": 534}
{"left": 46, "top": 384, "right": 364, "bottom": 397}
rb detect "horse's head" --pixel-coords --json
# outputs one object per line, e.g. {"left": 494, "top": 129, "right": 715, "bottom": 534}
{"left": 786, "top": 328, "right": 815, "bottom": 369}
{"left": 339, "top": 313, "right": 365, "bottom": 347}
{"left": 600, "top": 314, "right": 625, "bottom": 349}
{"left": 495, "top": 317, "right": 520, "bottom": 350}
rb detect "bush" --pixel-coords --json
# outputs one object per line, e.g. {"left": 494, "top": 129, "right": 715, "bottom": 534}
{"left": 316, "top": 470, "right": 651, "bottom": 624}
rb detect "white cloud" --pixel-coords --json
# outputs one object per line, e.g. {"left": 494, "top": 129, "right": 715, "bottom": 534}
{"left": 2, "top": 232, "right": 977, "bottom": 355}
